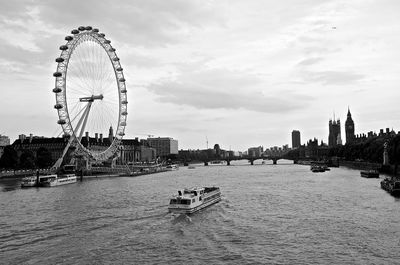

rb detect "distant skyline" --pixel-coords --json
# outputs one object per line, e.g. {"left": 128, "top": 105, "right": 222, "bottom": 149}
{"left": 1, "top": 0, "right": 400, "bottom": 151}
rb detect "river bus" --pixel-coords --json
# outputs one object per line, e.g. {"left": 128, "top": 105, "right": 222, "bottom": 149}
{"left": 168, "top": 187, "right": 221, "bottom": 214}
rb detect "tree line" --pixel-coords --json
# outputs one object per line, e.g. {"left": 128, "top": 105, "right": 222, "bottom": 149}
{"left": 0, "top": 146, "right": 53, "bottom": 169}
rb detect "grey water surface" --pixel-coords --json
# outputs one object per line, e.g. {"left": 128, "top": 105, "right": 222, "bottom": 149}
{"left": 1, "top": 161, "right": 399, "bottom": 265}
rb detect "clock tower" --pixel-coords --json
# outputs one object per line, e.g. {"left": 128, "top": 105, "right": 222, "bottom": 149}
{"left": 345, "top": 108, "right": 355, "bottom": 144}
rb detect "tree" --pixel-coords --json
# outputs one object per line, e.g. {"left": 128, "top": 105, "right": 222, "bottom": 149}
{"left": 0, "top": 146, "right": 18, "bottom": 169}
{"left": 36, "top": 147, "right": 53, "bottom": 168}
{"left": 19, "top": 150, "right": 36, "bottom": 169}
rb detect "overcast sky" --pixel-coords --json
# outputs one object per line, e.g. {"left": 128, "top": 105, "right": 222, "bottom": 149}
{"left": 1, "top": 0, "right": 400, "bottom": 151}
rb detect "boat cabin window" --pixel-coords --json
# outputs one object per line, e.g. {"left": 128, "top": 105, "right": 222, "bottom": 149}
{"left": 180, "top": 199, "right": 191, "bottom": 205}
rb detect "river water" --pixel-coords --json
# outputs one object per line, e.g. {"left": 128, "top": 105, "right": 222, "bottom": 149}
{"left": 1, "top": 161, "right": 399, "bottom": 265}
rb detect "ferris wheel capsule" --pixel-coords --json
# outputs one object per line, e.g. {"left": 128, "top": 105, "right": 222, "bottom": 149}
{"left": 53, "top": 72, "right": 62, "bottom": 77}
{"left": 85, "top": 26, "right": 92, "bottom": 30}
{"left": 65, "top": 36, "right": 73, "bottom": 41}
{"left": 71, "top": 29, "right": 79, "bottom": 34}
{"left": 55, "top": 57, "right": 64, "bottom": 63}
{"left": 54, "top": 104, "right": 63, "bottom": 109}
{"left": 78, "top": 26, "right": 85, "bottom": 31}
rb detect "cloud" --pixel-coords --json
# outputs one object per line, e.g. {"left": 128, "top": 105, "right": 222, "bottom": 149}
{"left": 147, "top": 68, "right": 312, "bottom": 113}
{"left": 297, "top": 57, "right": 323, "bottom": 66}
{"left": 301, "top": 70, "right": 365, "bottom": 85}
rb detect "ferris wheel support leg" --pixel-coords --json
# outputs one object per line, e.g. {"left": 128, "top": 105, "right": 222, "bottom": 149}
{"left": 77, "top": 102, "right": 93, "bottom": 143}
{"left": 51, "top": 103, "right": 92, "bottom": 171}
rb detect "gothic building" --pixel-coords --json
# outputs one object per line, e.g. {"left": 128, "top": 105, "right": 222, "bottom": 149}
{"left": 345, "top": 108, "right": 355, "bottom": 144}
{"left": 328, "top": 118, "right": 341, "bottom": 147}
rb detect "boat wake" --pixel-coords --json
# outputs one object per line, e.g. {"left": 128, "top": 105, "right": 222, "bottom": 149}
{"left": 170, "top": 213, "right": 192, "bottom": 224}
{"left": 126, "top": 212, "right": 170, "bottom": 222}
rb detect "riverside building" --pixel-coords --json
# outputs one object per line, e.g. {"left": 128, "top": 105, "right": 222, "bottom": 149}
{"left": 147, "top": 137, "right": 178, "bottom": 159}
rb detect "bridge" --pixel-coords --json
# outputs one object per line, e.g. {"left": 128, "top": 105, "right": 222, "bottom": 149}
{"left": 199, "top": 155, "right": 291, "bottom": 166}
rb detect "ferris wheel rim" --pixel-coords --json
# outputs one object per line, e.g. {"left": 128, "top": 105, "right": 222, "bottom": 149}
{"left": 53, "top": 26, "right": 128, "bottom": 161}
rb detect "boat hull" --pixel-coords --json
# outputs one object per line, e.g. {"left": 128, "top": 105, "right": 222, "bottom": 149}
{"left": 40, "top": 175, "right": 77, "bottom": 187}
{"left": 21, "top": 181, "right": 37, "bottom": 188}
{"left": 360, "top": 171, "right": 379, "bottom": 178}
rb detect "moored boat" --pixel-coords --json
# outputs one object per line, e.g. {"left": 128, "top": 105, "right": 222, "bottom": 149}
{"left": 360, "top": 169, "right": 379, "bottom": 178}
{"left": 381, "top": 177, "right": 400, "bottom": 196}
{"left": 21, "top": 176, "right": 38, "bottom": 187}
{"left": 39, "top": 174, "right": 77, "bottom": 187}
{"left": 310, "top": 165, "right": 325, "bottom": 173}
{"left": 168, "top": 186, "right": 221, "bottom": 214}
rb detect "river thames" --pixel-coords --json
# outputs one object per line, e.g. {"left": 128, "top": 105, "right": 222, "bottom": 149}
{"left": 1, "top": 161, "right": 399, "bottom": 264}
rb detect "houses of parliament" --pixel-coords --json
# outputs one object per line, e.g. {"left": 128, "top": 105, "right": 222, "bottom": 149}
{"left": 329, "top": 108, "right": 355, "bottom": 147}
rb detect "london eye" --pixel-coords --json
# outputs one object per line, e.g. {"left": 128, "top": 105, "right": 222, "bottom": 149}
{"left": 52, "top": 26, "right": 127, "bottom": 165}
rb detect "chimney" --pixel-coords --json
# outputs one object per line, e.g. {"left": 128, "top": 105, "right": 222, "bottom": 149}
{"left": 95, "top": 133, "right": 98, "bottom": 142}
{"left": 100, "top": 133, "right": 103, "bottom": 143}
{"left": 29, "top": 133, "right": 33, "bottom": 143}
{"left": 85, "top": 132, "right": 89, "bottom": 142}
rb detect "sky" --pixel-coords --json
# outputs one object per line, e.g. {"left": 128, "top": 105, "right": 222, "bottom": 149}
{"left": 1, "top": 0, "right": 400, "bottom": 152}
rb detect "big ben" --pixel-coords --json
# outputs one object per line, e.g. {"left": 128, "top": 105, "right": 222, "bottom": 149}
{"left": 345, "top": 108, "right": 355, "bottom": 144}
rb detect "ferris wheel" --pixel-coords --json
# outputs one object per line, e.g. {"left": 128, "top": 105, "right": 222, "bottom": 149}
{"left": 52, "top": 26, "right": 127, "bottom": 163}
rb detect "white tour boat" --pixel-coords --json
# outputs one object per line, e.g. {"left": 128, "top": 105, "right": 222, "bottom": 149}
{"left": 39, "top": 174, "right": 77, "bottom": 187}
{"left": 168, "top": 186, "right": 221, "bottom": 214}
{"left": 21, "top": 176, "right": 39, "bottom": 187}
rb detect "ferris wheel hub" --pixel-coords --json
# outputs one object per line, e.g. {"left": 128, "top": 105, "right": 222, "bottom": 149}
{"left": 79, "top": 94, "right": 104, "bottom": 102}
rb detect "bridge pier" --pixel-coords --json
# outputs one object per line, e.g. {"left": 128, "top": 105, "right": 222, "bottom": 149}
{"left": 272, "top": 159, "right": 277, "bottom": 165}
{"left": 250, "top": 160, "right": 254, "bottom": 165}
{"left": 204, "top": 161, "right": 208, "bottom": 166}
{"left": 227, "top": 160, "right": 230, "bottom": 166}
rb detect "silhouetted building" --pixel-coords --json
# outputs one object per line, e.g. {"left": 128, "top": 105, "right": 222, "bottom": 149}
{"left": 0, "top": 134, "right": 10, "bottom": 146}
{"left": 345, "top": 108, "right": 355, "bottom": 144}
{"left": 0, "top": 134, "right": 10, "bottom": 159}
{"left": 291, "top": 130, "right": 301, "bottom": 148}
{"left": 328, "top": 118, "right": 341, "bottom": 147}
{"left": 248, "top": 146, "right": 263, "bottom": 157}
{"left": 214, "top": 144, "right": 221, "bottom": 157}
